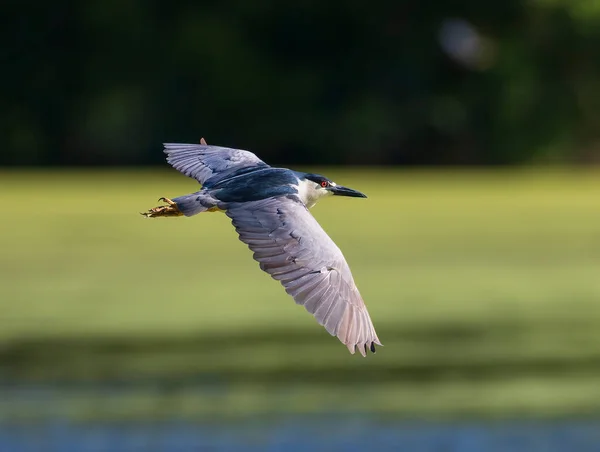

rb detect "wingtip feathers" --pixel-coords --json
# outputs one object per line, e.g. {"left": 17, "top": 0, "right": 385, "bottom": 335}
{"left": 344, "top": 340, "right": 381, "bottom": 357}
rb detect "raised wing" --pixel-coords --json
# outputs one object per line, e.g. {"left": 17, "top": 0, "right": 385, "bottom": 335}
{"left": 226, "top": 196, "right": 381, "bottom": 356}
{"left": 164, "top": 143, "right": 270, "bottom": 187}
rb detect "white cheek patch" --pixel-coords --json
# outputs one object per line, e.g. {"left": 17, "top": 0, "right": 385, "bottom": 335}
{"left": 330, "top": 182, "right": 337, "bottom": 187}
{"left": 296, "top": 178, "right": 334, "bottom": 207}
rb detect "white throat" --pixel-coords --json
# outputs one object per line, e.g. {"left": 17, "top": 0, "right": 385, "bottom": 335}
{"left": 296, "top": 179, "right": 334, "bottom": 208}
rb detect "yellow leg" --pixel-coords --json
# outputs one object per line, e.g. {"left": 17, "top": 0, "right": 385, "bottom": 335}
{"left": 141, "top": 197, "right": 184, "bottom": 218}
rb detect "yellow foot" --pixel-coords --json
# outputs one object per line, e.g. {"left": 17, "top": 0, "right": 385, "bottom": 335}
{"left": 141, "top": 197, "right": 183, "bottom": 218}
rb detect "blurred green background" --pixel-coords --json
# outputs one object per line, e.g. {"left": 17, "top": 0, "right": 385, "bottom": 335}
{"left": 2, "top": 1, "right": 600, "bottom": 450}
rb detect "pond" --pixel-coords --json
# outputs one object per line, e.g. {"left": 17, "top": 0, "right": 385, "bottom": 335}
{"left": 2, "top": 417, "right": 599, "bottom": 452}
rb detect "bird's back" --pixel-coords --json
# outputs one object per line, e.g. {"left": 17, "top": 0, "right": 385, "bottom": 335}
{"left": 209, "top": 168, "right": 300, "bottom": 203}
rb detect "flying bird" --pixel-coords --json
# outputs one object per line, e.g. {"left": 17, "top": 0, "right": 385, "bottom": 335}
{"left": 142, "top": 138, "right": 381, "bottom": 356}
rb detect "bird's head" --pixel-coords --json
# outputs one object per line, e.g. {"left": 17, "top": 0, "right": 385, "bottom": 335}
{"left": 295, "top": 172, "right": 367, "bottom": 208}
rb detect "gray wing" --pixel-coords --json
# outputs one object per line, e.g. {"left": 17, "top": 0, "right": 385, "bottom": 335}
{"left": 164, "top": 143, "right": 269, "bottom": 186}
{"left": 226, "top": 195, "right": 381, "bottom": 356}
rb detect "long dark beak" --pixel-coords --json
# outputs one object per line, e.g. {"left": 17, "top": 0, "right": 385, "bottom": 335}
{"left": 328, "top": 185, "right": 367, "bottom": 198}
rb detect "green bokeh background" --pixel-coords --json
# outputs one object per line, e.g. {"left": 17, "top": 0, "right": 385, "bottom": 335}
{"left": 2, "top": 169, "right": 599, "bottom": 421}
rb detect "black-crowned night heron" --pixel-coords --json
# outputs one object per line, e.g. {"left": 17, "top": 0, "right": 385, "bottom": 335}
{"left": 142, "top": 139, "right": 381, "bottom": 356}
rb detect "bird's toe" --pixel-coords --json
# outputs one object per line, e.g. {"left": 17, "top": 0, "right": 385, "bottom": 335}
{"left": 141, "top": 198, "right": 183, "bottom": 217}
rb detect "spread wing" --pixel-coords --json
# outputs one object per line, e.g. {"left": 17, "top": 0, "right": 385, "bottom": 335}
{"left": 163, "top": 143, "right": 270, "bottom": 186}
{"left": 226, "top": 196, "right": 381, "bottom": 356}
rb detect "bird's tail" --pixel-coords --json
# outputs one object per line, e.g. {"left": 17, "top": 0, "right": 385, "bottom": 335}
{"left": 172, "top": 192, "right": 223, "bottom": 216}
{"left": 142, "top": 192, "right": 221, "bottom": 218}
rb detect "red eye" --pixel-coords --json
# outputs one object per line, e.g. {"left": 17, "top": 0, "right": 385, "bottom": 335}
{"left": 321, "top": 181, "right": 328, "bottom": 187}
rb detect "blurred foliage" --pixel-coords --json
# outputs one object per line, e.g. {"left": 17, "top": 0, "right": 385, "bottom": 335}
{"left": 2, "top": 0, "right": 600, "bottom": 166}
{"left": 1, "top": 169, "right": 600, "bottom": 419}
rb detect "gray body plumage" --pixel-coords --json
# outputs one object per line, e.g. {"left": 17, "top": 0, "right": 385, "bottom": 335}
{"left": 162, "top": 143, "right": 381, "bottom": 356}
